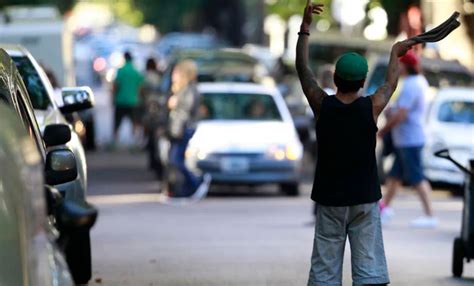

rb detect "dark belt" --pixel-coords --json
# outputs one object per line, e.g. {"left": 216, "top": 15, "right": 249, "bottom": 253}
{"left": 409, "top": 11, "right": 461, "bottom": 43}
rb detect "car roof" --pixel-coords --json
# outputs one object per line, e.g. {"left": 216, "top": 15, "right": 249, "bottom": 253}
{"left": 170, "top": 48, "right": 258, "bottom": 64}
{"left": 197, "top": 82, "right": 279, "bottom": 95}
{"left": 435, "top": 87, "right": 474, "bottom": 102}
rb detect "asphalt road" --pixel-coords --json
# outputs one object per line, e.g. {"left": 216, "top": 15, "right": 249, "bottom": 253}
{"left": 86, "top": 151, "right": 474, "bottom": 286}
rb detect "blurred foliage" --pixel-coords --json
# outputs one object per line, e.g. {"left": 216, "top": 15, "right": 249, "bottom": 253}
{"left": 80, "top": 0, "right": 205, "bottom": 30}
{"left": 266, "top": 0, "right": 331, "bottom": 21}
{"left": 0, "top": 0, "right": 428, "bottom": 38}
{"left": 381, "top": 0, "right": 420, "bottom": 35}
{"left": 266, "top": 0, "right": 421, "bottom": 36}
{"left": 135, "top": 0, "right": 204, "bottom": 31}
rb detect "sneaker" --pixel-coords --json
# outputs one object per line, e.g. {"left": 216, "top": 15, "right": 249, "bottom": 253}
{"left": 190, "top": 173, "right": 212, "bottom": 200}
{"left": 380, "top": 206, "right": 395, "bottom": 225}
{"left": 411, "top": 216, "right": 439, "bottom": 228}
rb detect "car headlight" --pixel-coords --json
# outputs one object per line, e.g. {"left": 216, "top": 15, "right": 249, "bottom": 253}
{"left": 266, "top": 144, "right": 302, "bottom": 161}
{"left": 185, "top": 146, "right": 209, "bottom": 160}
{"left": 286, "top": 145, "right": 302, "bottom": 161}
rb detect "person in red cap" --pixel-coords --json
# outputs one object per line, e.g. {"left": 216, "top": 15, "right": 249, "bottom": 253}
{"left": 378, "top": 50, "right": 437, "bottom": 228}
{"left": 296, "top": 2, "right": 417, "bottom": 286}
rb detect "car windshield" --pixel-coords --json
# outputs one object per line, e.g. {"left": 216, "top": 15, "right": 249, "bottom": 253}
{"left": 438, "top": 101, "right": 474, "bottom": 124}
{"left": 201, "top": 92, "right": 282, "bottom": 121}
{"left": 12, "top": 56, "right": 51, "bottom": 110}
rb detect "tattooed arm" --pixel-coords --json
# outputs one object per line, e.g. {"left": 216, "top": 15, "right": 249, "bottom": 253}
{"left": 295, "top": 2, "right": 327, "bottom": 119}
{"left": 371, "top": 39, "right": 417, "bottom": 121}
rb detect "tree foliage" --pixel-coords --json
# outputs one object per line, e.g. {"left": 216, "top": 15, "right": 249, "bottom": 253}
{"left": 266, "top": 0, "right": 331, "bottom": 21}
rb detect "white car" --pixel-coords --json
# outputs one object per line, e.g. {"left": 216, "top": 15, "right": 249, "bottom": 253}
{"left": 423, "top": 87, "right": 474, "bottom": 186}
{"left": 2, "top": 45, "right": 94, "bottom": 285}
{"left": 186, "top": 83, "right": 303, "bottom": 196}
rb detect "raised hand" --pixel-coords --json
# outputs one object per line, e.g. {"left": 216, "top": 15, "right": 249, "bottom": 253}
{"left": 392, "top": 39, "right": 417, "bottom": 57}
{"left": 301, "top": 1, "right": 324, "bottom": 31}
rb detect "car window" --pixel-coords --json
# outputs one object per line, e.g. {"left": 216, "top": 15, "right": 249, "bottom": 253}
{"left": 366, "top": 62, "right": 474, "bottom": 95}
{"left": 424, "top": 70, "right": 473, "bottom": 88}
{"left": 11, "top": 56, "right": 51, "bottom": 110}
{"left": 16, "top": 90, "right": 35, "bottom": 138}
{"left": 15, "top": 84, "right": 45, "bottom": 158}
{"left": 438, "top": 101, "right": 474, "bottom": 124}
{"left": 201, "top": 93, "right": 282, "bottom": 121}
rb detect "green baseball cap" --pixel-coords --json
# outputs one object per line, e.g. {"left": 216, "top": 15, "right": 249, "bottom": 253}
{"left": 335, "top": 52, "right": 368, "bottom": 81}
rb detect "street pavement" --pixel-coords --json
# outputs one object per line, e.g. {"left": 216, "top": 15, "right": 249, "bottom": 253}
{"left": 86, "top": 151, "right": 474, "bottom": 286}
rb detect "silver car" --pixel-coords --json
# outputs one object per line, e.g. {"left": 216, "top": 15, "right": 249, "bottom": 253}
{"left": 0, "top": 75, "right": 73, "bottom": 286}
{"left": 1, "top": 45, "right": 95, "bottom": 284}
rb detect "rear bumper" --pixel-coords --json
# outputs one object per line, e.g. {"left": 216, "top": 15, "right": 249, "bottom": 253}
{"left": 207, "top": 171, "right": 300, "bottom": 185}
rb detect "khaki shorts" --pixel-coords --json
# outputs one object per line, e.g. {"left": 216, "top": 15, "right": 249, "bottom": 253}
{"left": 308, "top": 202, "right": 389, "bottom": 286}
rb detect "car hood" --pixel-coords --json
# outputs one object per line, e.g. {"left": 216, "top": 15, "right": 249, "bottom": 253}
{"left": 427, "top": 122, "right": 474, "bottom": 164}
{"left": 189, "top": 120, "right": 300, "bottom": 153}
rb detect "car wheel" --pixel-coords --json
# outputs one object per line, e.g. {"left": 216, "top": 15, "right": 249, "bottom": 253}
{"left": 452, "top": 237, "right": 464, "bottom": 277}
{"left": 280, "top": 183, "right": 300, "bottom": 197}
{"left": 65, "top": 230, "right": 92, "bottom": 284}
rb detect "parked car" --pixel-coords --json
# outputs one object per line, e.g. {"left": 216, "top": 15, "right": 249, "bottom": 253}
{"left": 365, "top": 55, "right": 474, "bottom": 183}
{"left": 423, "top": 87, "right": 474, "bottom": 186}
{"left": 185, "top": 83, "right": 303, "bottom": 196}
{"left": 0, "top": 47, "right": 96, "bottom": 285}
{"left": 159, "top": 48, "right": 272, "bottom": 94}
{"left": 157, "top": 32, "right": 225, "bottom": 61}
{"left": 0, "top": 103, "right": 74, "bottom": 286}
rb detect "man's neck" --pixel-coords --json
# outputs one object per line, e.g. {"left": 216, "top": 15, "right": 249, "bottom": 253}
{"left": 335, "top": 91, "right": 360, "bottom": 104}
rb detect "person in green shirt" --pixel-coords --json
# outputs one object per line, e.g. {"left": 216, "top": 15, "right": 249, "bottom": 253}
{"left": 112, "top": 51, "right": 145, "bottom": 142}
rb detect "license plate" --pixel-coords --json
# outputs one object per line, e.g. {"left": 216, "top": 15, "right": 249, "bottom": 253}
{"left": 220, "top": 157, "right": 249, "bottom": 173}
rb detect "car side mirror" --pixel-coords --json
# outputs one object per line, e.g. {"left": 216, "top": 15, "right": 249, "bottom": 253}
{"left": 43, "top": 124, "right": 71, "bottom": 147}
{"left": 59, "top": 86, "right": 95, "bottom": 113}
{"left": 45, "top": 149, "right": 77, "bottom": 185}
{"left": 56, "top": 201, "right": 98, "bottom": 232}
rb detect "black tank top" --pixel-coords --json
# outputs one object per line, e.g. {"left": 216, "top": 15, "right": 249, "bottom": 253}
{"left": 312, "top": 95, "right": 381, "bottom": 206}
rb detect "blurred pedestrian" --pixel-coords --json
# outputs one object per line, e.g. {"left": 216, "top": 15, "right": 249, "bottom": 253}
{"left": 112, "top": 51, "right": 144, "bottom": 146}
{"left": 296, "top": 3, "right": 416, "bottom": 285}
{"left": 141, "top": 57, "right": 166, "bottom": 178}
{"left": 379, "top": 50, "right": 438, "bottom": 228}
{"left": 166, "top": 60, "right": 210, "bottom": 197}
